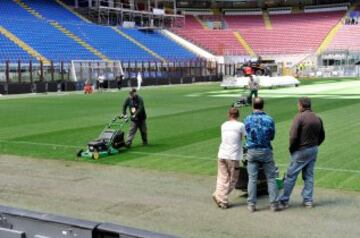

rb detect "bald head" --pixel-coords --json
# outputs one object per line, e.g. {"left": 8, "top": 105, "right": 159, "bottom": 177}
{"left": 253, "top": 97, "right": 264, "bottom": 110}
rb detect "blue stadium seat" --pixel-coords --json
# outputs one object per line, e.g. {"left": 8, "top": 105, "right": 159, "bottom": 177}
{"left": 22, "top": 0, "right": 84, "bottom": 23}
{"left": 62, "top": 23, "right": 157, "bottom": 61}
{"left": 121, "top": 28, "right": 196, "bottom": 60}
{"left": 0, "top": 33, "right": 36, "bottom": 62}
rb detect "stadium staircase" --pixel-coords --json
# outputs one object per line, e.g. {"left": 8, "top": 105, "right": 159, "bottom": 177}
{"left": 112, "top": 28, "right": 166, "bottom": 62}
{"left": 172, "top": 15, "right": 248, "bottom": 56}
{"left": 49, "top": 21, "right": 110, "bottom": 61}
{"left": 120, "top": 28, "right": 197, "bottom": 61}
{"left": 233, "top": 32, "right": 256, "bottom": 57}
{"left": 322, "top": 4, "right": 360, "bottom": 52}
{"left": 262, "top": 11, "right": 273, "bottom": 30}
{"left": 53, "top": 0, "right": 91, "bottom": 23}
{"left": 194, "top": 15, "right": 208, "bottom": 29}
{"left": 13, "top": 0, "right": 44, "bottom": 19}
{"left": 0, "top": 26, "right": 45, "bottom": 62}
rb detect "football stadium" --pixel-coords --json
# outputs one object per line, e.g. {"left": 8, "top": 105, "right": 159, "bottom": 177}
{"left": 0, "top": 0, "right": 360, "bottom": 237}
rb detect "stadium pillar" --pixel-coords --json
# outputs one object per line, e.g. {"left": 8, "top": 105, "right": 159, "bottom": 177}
{"left": 95, "top": 62, "right": 99, "bottom": 82}
{"left": 61, "top": 62, "right": 64, "bottom": 81}
{"left": 215, "top": 62, "right": 219, "bottom": 78}
{"left": 29, "top": 61, "right": 33, "bottom": 84}
{"left": 5, "top": 61, "right": 10, "bottom": 84}
{"left": 18, "top": 61, "right": 22, "bottom": 83}
{"left": 50, "top": 61, "right": 54, "bottom": 81}
{"left": 40, "top": 61, "right": 44, "bottom": 81}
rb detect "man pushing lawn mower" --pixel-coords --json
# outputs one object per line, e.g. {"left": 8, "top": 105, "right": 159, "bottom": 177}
{"left": 122, "top": 88, "right": 148, "bottom": 147}
{"left": 77, "top": 115, "right": 128, "bottom": 159}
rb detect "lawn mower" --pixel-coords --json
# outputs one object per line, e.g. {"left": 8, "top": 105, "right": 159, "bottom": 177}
{"left": 77, "top": 115, "right": 128, "bottom": 160}
{"left": 235, "top": 147, "right": 284, "bottom": 196}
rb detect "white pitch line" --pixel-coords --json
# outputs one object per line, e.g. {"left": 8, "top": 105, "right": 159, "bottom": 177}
{"left": 1, "top": 140, "right": 360, "bottom": 174}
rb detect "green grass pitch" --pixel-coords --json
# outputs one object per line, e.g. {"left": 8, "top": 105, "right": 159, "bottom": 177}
{"left": 0, "top": 78, "right": 359, "bottom": 191}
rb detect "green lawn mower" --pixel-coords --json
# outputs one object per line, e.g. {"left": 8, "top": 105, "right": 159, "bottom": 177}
{"left": 77, "top": 116, "right": 129, "bottom": 160}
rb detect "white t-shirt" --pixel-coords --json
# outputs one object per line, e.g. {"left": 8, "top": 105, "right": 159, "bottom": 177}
{"left": 98, "top": 75, "right": 105, "bottom": 83}
{"left": 217, "top": 120, "right": 246, "bottom": 161}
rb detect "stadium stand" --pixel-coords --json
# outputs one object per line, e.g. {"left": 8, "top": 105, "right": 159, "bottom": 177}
{"left": 173, "top": 11, "right": 345, "bottom": 56}
{"left": 225, "top": 11, "right": 345, "bottom": 54}
{"left": 0, "top": 0, "right": 355, "bottom": 62}
{"left": 0, "top": 0, "right": 100, "bottom": 61}
{"left": 0, "top": 0, "right": 196, "bottom": 62}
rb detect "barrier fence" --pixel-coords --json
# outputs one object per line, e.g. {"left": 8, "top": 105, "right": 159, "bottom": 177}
{"left": 0, "top": 59, "right": 234, "bottom": 94}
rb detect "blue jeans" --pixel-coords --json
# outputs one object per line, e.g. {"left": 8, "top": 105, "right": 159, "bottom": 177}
{"left": 247, "top": 149, "right": 279, "bottom": 205}
{"left": 280, "top": 146, "right": 318, "bottom": 204}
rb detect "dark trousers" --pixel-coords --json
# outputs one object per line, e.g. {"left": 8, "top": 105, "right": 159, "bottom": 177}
{"left": 247, "top": 90, "right": 258, "bottom": 104}
{"left": 117, "top": 79, "right": 122, "bottom": 89}
{"left": 127, "top": 120, "right": 147, "bottom": 145}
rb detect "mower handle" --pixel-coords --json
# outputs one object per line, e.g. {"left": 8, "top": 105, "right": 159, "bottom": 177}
{"left": 107, "top": 115, "right": 128, "bottom": 128}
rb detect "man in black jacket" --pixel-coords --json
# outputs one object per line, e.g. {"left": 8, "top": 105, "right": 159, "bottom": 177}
{"left": 280, "top": 97, "right": 325, "bottom": 208}
{"left": 122, "top": 88, "right": 147, "bottom": 147}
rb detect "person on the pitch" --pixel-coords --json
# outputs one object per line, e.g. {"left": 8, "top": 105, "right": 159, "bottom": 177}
{"left": 244, "top": 97, "right": 280, "bottom": 212}
{"left": 122, "top": 88, "right": 148, "bottom": 147}
{"left": 98, "top": 74, "right": 105, "bottom": 92}
{"left": 212, "top": 107, "right": 246, "bottom": 209}
{"left": 280, "top": 97, "right": 325, "bottom": 209}
{"left": 247, "top": 75, "right": 259, "bottom": 105}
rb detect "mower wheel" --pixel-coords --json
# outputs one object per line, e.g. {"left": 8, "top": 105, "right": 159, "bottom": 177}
{"left": 92, "top": 150, "right": 100, "bottom": 160}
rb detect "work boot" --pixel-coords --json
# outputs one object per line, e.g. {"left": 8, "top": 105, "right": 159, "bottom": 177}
{"left": 270, "top": 203, "right": 281, "bottom": 212}
{"left": 280, "top": 201, "right": 289, "bottom": 209}
{"left": 303, "top": 201, "right": 313, "bottom": 208}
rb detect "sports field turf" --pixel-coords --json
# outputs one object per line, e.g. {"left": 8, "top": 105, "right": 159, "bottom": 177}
{"left": 0, "top": 78, "right": 360, "bottom": 191}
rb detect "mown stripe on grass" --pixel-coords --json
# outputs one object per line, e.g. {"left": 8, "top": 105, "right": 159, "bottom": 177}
{"left": 1, "top": 140, "right": 360, "bottom": 175}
